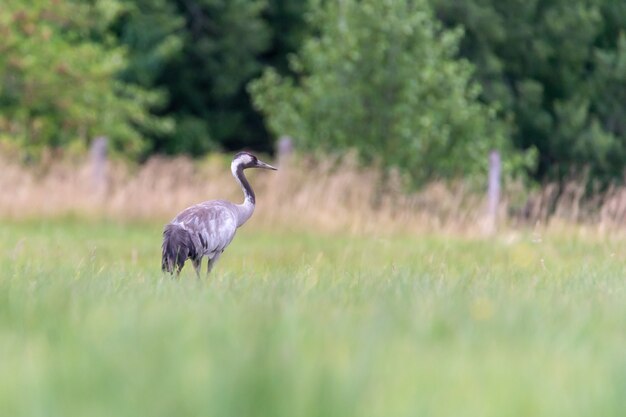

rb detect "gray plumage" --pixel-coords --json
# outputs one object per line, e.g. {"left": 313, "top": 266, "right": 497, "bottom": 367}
{"left": 162, "top": 152, "right": 276, "bottom": 277}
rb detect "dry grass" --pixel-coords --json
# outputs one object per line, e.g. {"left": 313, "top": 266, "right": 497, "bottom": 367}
{"left": 515, "top": 179, "right": 626, "bottom": 231}
{"left": 0, "top": 152, "right": 624, "bottom": 234}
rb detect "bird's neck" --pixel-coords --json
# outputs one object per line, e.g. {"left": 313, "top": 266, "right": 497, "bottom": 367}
{"left": 232, "top": 164, "right": 255, "bottom": 227}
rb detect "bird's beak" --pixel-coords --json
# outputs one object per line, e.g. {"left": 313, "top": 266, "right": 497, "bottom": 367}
{"left": 255, "top": 160, "right": 277, "bottom": 170}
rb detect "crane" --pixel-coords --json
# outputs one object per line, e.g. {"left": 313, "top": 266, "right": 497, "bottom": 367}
{"left": 161, "top": 151, "right": 277, "bottom": 278}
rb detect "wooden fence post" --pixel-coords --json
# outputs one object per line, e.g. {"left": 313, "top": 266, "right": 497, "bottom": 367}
{"left": 486, "top": 150, "right": 501, "bottom": 234}
{"left": 277, "top": 136, "right": 293, "bottom": 167}
{"left": 90, "top": 136, "right": 108, "bottom": 195}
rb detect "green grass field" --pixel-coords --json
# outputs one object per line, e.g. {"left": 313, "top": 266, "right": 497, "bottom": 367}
{"left": 0, "top": 219, "right": 624, "bottom": 417}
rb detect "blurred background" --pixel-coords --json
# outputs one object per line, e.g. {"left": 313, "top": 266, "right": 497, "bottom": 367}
{"left": 1, "top": 3, "right": 625, "bottom": 416}
{"left": 0, "top": 0, "right": 625, "bottom": 229}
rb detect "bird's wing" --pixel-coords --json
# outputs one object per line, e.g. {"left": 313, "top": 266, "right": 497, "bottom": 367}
{"left": 171, "top": 201, "right": 238, "bottom": 256}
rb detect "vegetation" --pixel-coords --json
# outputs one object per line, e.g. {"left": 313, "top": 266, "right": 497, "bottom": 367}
{"left": 116, "top": 0, "right": 272, "bottom": 155}
{"left": 1, "top": 0, "right": 625, "bottom": 184}
{"left": 112, "top": 0, "right": 306, "bottom": 155}
{"left": 0, "top": 0, "right": 169, "bottom": 158}
{"left": 1, "top": 1, "right": 622, "bottom": 414}
{"left": 250, "top": 0, "right": 511, "bottom": 185}
{"left": 432, "top": 0, "right": 626, "bottom": 183}
{"left": 0, "top": 219, "right": 624, "bottom": 416}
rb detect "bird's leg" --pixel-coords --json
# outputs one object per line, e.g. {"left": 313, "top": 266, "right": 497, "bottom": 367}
{"left": 192, "top": 258, "right": 202, "bottom": 279}
{"left": 206, "top": 251, "right": 223, "bottom": 278}
{"left": 174, "top": 263, "right": 184, "bottom": 279}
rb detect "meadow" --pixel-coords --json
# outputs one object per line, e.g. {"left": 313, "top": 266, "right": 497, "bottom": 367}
{"left": 0, "top": 219, "right": 624, "bottom": 417}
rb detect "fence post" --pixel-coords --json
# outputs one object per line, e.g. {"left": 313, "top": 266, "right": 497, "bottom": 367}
{"left": 486, "top": 150, "right": 501, "bottom": 234}
{"left": 277, "top": 136, "right": 293, "bottom": 167}
{"left": 90, "top": 136, "right": 108, "bottom": 196}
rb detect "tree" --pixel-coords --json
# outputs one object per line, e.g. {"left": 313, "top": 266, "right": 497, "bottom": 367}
{"left": 111, "top": 0, "right": 185, "bottom": 155}
{"left": 432, "top": 0, "right": 626, "bottom": 184}
{"left": 250, "top": 0, "right": 515, "bottom": 186}
{"left": 113, "top": 0, "right": 184, "bottom": 89}
{"left": 154, "top": 0, "right": 271, "bottom": 155}
{"left": 260, "top": 0, "right": 310, "bottom": 75}
{"left": 111, "top": 0, "right": 313, "bottom": 157}
{"left": 0, "top": 0, "right": 167, "bottom": 158}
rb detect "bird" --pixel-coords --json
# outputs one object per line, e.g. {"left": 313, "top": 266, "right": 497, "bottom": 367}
{"left": 161, "top": 151, "right": 277, "bottom": 278}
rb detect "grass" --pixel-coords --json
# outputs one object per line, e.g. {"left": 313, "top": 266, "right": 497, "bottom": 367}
{"left": 0, "top": 219, "right": 624, "bottom": 416}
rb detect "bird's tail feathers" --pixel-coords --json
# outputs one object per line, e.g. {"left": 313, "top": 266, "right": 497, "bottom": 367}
{"left": 162, "top": 224, "right": 195, "bottom": 274}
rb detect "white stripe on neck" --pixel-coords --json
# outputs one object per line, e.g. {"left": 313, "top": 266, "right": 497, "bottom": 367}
{"left": 231, "top": 154, "right": 253, "bottom": 175}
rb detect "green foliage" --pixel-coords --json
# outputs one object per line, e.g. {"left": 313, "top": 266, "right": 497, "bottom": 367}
{"left": 111, "top": 0, "right": 186, "bottom": 155}
{"left": 0, "top": 0, "right": 169, "bottom": 158}
{"left": 2, "top": 0, "right": 624, "bottom": 184}
{"left": 115, "top": 0, "right": 272, "bottom": 155}
{"left": 432, "top": 0, "right": 626, "bottom": 183}
{"left": 1, "top": 220, "right": 625, "bottom": 416}
{"left": 114, "top": 0, "right": 184, "bottom": 88}
{"left": 250, "top": 0, "right": 516, "bottom": 186}
{"left": 261, "top": 0, "right": 310, "bottom": 75}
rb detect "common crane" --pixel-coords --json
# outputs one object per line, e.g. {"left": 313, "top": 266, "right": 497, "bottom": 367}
{"left": 161, "top": 152, "right": 277, "bottom": 278}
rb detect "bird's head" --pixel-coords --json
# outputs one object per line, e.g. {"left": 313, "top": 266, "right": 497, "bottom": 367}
{"left": 232, "top": 151, "right": 277, "bottom": 172}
